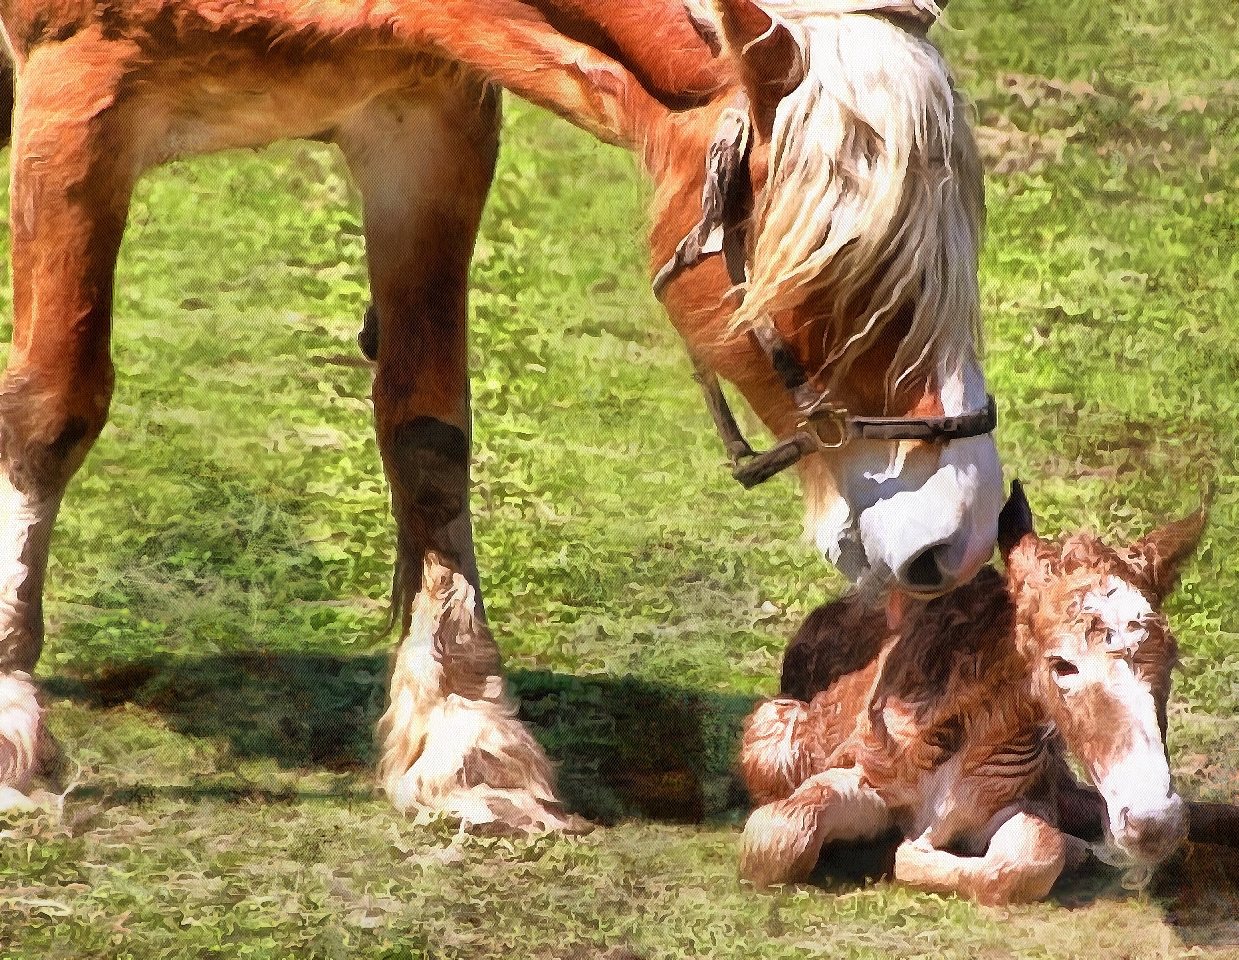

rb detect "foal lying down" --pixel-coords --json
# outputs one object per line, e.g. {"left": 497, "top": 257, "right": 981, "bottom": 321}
{"left": 740, "top": 482, "right": 1233, "bottom": 904}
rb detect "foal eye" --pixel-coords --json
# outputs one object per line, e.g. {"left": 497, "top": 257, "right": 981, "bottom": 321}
{"left": 1048, "top": 657, "right": 1080, "bottom": 680}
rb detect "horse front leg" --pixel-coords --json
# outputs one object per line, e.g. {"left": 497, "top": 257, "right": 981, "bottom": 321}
{"left": 739, "top": 698, "right": 816, "bottom": 805}
{"left": 0, "top": 40, "right": 147, "bottom": 804}
{"left": 336, "top": 85, "right": 579, "bottom": 834}
{"left": 894, "top": 808, "right": 1080, "bottom": 905}
{"left": 740, "top": 766, "right": 891, "bottom": 888}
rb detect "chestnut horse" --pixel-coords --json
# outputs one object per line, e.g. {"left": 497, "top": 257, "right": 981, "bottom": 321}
{"left": 0, "top": 0, "right": 1003, "bottom": 830}
{"left": 740, "top": 483, "right": 1239, "bottom": 903}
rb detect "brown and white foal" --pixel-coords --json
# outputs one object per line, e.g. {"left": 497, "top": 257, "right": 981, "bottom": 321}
{"left": 740, "top": 482, "right": 1212, "bottom": 904}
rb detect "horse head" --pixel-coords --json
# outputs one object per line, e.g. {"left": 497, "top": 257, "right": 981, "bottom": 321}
{"left": 649, "top": 0, "right": 1003, "bottom": 596}
{"left": 999, "top": 481, "right": 1208, "bottom": 870}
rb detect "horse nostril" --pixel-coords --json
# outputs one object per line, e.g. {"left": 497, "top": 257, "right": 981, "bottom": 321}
{"left": 1120, "top": 802, "right": 1188, "bottom": 861}
{"left": 901, "top": 544, "right": 949, "bottom": 592}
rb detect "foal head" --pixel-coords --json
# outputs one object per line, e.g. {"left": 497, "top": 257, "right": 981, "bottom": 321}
{"left": 656, "top": 0, "right": 1003, "bottom": 596}
{"left": 998, "top": 482, "right": 1207, "bottom": 868}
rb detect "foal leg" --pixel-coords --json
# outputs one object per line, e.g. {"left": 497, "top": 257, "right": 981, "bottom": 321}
{"left": 894, "top": 809, "right": 1075, "bottom": 905}
{"left": 336, "top": 83, "right": 576, "bottom": 833}
{"left": 739, "top": 698, "right": 816, "bottom": 805}
{"left": 0, "top": 42, "right": 146, "bottom": 802}
{"left": 741, "top": 766, "right": 891, "bottom": 888}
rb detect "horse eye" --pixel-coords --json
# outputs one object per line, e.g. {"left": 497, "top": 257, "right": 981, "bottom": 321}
{"left": 1048, "top": 657, "right": 1079, "bottom": 680}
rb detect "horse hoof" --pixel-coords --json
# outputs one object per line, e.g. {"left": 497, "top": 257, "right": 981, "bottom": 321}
{"left": 395, "top": 783, "right": 592, "bottom": 836}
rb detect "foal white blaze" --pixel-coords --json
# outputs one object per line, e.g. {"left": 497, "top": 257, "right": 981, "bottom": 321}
{"left": 731, "top": 3, "right": 1003, "bottom": 593}
{"left": 1067, "top": 577, "right": 1185, "bottom": 864}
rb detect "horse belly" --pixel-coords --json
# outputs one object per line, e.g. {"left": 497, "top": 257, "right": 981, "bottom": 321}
{"left": 149, "top": 52, "right": 456, "bottom": 162}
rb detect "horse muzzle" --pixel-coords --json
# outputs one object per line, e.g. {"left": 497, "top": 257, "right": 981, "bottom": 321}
{"left": 1113, "top": 794, "right": 1188, "bottom": 865}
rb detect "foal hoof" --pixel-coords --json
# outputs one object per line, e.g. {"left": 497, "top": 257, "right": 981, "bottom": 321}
{"left": 739, "top": 802, "right": 821, "bottom": 889}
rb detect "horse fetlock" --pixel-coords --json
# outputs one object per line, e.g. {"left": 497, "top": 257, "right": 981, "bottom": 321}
{"left": 379, "top": 676, "right": 578, "bottom": 834}
{"left": 0, "top": 471, "right": 62, "bottom": 673}
{"left": 377, "top": 560, "right": 577, "bottom": 833}
{"left": 0, "top": 672, "right": 45, "bottom": 798}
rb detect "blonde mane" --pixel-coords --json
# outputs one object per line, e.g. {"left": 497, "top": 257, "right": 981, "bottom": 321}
{"left": 732, "top": 1, "right": 985, "bottom": 399}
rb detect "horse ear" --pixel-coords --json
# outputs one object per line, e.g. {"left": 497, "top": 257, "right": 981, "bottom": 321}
{"left": 707, "top": 0, "right": 804, "bottom": 138}
{"left": 997, "top": 479, "right": 1036, "bottom": 561}
{"left": 1129, "top": 501, "right": 1209, "bottom": 599}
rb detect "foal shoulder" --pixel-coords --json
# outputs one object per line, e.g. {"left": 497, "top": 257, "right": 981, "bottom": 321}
{"left": 780, "top": 593, "right": 887, "bottom": 702}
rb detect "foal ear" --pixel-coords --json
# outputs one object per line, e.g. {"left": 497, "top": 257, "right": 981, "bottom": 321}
{"left": 1129, "top": 501, "right": 1209, "bottom": 599}
{"left": 709, "top": 0, "right": 805, "bottom": 138}
{"left": 997, "top": 479, "right": 1036, "bottom": 560}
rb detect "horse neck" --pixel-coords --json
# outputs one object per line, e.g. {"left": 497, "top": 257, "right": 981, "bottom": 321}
{"left": 537, "top": 0, "right": 727, "bottom": 107}
{"left": 639, "top": 100, "right": 805, "bottom": 436}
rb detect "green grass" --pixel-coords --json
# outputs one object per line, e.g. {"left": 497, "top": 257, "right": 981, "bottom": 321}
{"left": 1, "top": 0, "right": 1238, "bottom": 955}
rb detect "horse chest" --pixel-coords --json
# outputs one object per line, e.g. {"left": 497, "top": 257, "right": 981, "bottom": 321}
{"left": 863, "top": 700, "right": 1044, "bottom": 850}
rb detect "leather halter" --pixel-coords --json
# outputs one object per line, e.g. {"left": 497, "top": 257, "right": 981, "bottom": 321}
{"left": 652, "top": 103, "right": 997, "bottom": 489}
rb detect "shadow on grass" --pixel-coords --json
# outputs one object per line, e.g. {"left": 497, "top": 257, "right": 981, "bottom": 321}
{"left": 43, "top": 656, "right": 1239, "bottom": 944}
{"left": 44, "top": 653, "right": 755, "bottom": 826}
{"left": 1149, "top": 843, "right": 1239, "bottom": 948}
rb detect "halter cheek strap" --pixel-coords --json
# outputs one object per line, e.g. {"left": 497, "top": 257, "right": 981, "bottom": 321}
{"left": 653, "top": 103, "right": 997, "bottom": 489}
{"left": 652, "top": 101, "right": 752, "bottom": 298}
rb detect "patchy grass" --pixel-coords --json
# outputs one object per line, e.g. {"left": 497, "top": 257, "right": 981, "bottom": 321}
{"left": 1, "top": 0, "right": 1238, "bottom": 956}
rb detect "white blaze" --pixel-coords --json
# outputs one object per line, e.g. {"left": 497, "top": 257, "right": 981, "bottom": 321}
{"left": 1082, "top": 577, "right": 1152, "bottom": 654}
{"left": 1079, "top": 581, "right": 1180, "bottom": 862}
{"left": 1090, "top": 660, "right": 1175, "bottom": 832}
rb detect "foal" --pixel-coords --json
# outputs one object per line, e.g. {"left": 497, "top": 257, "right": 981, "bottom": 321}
{"left": 740, "top": 482, "right": 1212, "bottom": 904}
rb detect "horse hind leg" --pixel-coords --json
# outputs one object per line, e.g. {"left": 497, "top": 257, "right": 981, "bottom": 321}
{"left": 0, "top": 40, "right": 149, "bottom": 803}
{"left": 741, "top": 766, "right": 891, "bottom": 888}
{"left": 740, "top": 698, "right": 816, "bottom": 805}
{"left": 335, "top": 83, "right": 579, "bottom": 833}
{"left": 894, "top": 809, "right": 1073, "bottom": 905}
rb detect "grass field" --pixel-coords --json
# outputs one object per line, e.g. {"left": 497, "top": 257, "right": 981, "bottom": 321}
{"left": 1, "top": 0, "right": 1238, "bottom": 957}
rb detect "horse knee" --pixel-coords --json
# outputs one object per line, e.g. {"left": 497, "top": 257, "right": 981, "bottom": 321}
{"left": 740, "top": 698, "right": 813, "bottom": 805}
{"left": 740, "top": 796, "right": 826, "bottom": 888}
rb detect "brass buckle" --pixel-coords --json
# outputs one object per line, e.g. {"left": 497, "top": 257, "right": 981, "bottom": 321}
{"left": 800, "top": 406, "right": 851, "bottom": 451}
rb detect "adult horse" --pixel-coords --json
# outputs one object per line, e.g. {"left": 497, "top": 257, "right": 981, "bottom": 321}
{"left": 0, "top": 0, "right": 1003, "bottom": 831}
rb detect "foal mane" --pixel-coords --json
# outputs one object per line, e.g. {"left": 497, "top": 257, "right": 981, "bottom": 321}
{"left": 732, "top": 1, "right": 985, "bottom": 400}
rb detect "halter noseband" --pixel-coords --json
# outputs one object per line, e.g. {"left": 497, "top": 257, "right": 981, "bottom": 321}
{"left": 652, "top": 102, "right": 997, "bottom": 490}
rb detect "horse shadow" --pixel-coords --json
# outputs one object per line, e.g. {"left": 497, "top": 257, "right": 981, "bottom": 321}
{"left": 44, "top": 652, "right": 755, "bottom": 825}
{"left": 43, "top": 654, "right": 1239, "bottom": 945}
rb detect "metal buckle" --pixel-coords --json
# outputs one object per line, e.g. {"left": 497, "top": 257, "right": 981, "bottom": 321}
{"left": 799, "top": 406, "right": 851, "bottom": 451}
